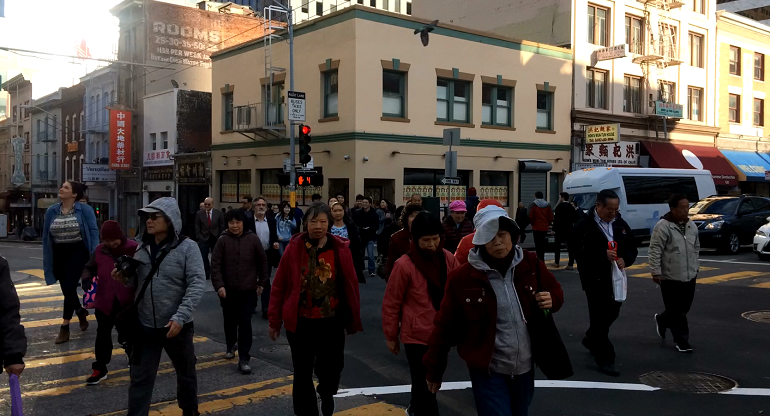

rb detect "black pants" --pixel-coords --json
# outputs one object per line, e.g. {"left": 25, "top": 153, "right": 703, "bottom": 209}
{"left": 584, "top": 289, "right": 622, "bottom": 365}
{"left": 198, "top": 236, "right": 217, "bottom": 279}
{"left": 554, "top": 232, "right": 574, "bottom": 267}
{"left": 659, "top": 279, "right": 696, "bottom": 344}
{"left": 257, "top": 266, "right": 273, "bottom": 313}
{"left": 532, "top": 231, "right": 548, "bottom": 261}
{"left": 127, "top": 323, "right": 198, "bottom": 416}
{"left": 220, "top": 290, "right": 256, "bottom": 361}
{"left": 404, "top": 344, "right": 439, "bottom": 416}
{"left": 94, "top": 298, "right": 131, "bottom": 372}
{"left": 286, "top": 317, "right": 345, "bottom": 416}
{"left": 53, "top": 241, "right": 90, "bottom": 320}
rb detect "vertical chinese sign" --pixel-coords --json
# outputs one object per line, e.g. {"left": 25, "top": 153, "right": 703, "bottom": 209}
{"left": 110, "top": 110, "right": 132, "bottom": 170}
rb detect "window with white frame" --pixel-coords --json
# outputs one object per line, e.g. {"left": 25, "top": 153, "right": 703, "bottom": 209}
{"left": 150, "top": 133, "right": 157, "bottom": 151}
{"left": 382, "top": 70, "right": 406, "bottom": 118}
{"left": 623, "top": 75, "right": 642, "bottom": 114}
{"left": 481, "top": 84, "right": 512, "bottom": 126}
{"left": 536, "top": 90, "right": 554, "bottom": 130}
{"left": 687, "top": 86, "right": 703, "bottom": 121}
{"left": 436, "top": 79, "right": 471, "bottom": 123}
{"left": 587, "top": 4, "right": 609, "bottom": 46}
{"left": 161, "top": 132, "right": 168, "bottom": 149}
{"left": 586, "top": 68, "right": 608, "bottom": 109}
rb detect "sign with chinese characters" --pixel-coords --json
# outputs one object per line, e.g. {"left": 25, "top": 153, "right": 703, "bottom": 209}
{"left": 143, "top": 166, "right": 174, "bottom": 181}
{"left": 655, "top": 101, "right": 684, "bottom": 118}
{"left": 109, "top": 109, "right": 132, "bottom": 170}
{"left": 67, "top": 142, "right": 79, "bottom": 152}
{"left": 143, "top": 149, "right": 173, "bottom": 167}
{"left": 178, "top": 162, "right": 207, "bottom": 184}
{"left": 82, "top": 164, "right": 117, "bottom": 182}
{"left": 585, "top": 123, "right": 620, "bottom": 144}
{"left": 596, "top": 44, "right": 627, "bottom": 61}
{"left": 580, "top": 141, "right": 640, "bottom": 166}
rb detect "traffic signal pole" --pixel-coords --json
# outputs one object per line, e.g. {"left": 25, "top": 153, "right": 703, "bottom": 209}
{"left": 287, "top": 7, "right": 297, "bottom": 207}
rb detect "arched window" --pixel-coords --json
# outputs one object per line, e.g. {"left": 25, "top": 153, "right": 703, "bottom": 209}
{"left": 78, "top": 155, "right": 84, "bottom": 181}
{"left": 90, "top": 96, "right": 95, "bottom": 127}
{"left": 65, "top": 116, "right": 70, "bottom": 142}
{"left": 65, "top": 157, "right": 70, "bottom": 181}
{"left": 95, "top": 94, "right": 101, "bottom": 126}
{"left": 103, "top": 92, "right": 109, "bottom": 125}
{"left": 79, "top": 111, "right": 84, "bottom": 138}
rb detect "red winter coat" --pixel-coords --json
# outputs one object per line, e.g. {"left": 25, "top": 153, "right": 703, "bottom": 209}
{"left": 528, "top": 203, "right": 554, "bottom": 232}
{"left": 423, "top": 250, "right": 564, "bottom": 383}
{"left": 382, "top": 250, "right": 460, "bottom": 345}
{"left": 81, "top": 240, "right": 139, "bottom": 315}
{"left": 454, "top": 232, "right": 476, "bottom": 265}
{"left": 268, "top": 232, "right": 363, "bottom": 335}
{"left": 385, "top": 228, "right": 412, "bottom": 281}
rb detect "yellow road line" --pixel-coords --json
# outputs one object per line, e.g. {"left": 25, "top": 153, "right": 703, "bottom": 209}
{"left": 625, "top": 263, "right": 649, "bottom": 271}
{"left": 698, "top": 271, "right": 766, "bottom": 285}
{"left": 337, "top": 403, "right": 405, "bottom": 416}
{"left": 19, "top": 295, "right": 64, "bottom": 304}
{"left": 16, "top": 269, "right": 45, "bottom": 279}
{"left": 21, "top": 314, "right": 96, "bottom": 329}
{"left": 750, "top": 282, "right": 770, "bottom": 289}
{"left": 21, "top": 305, "right": 63, "bottom": 315}
{"left": 700, "top": 266, "right": 719, "bottom": 272}
{"left": 631, "top": 266, "right": 720, "bottom": 279}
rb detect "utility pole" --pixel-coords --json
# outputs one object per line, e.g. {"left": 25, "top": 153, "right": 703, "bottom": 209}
{"left": 287, "top": 6, "right": 296, "bottom": 208}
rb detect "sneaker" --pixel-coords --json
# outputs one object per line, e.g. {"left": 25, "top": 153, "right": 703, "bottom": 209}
{"left": 565, "top": 265, "right": 574, "bottom": 271}
{"left": 225, "top": 347, "right": 236, "bottom": 360}
{"left": 320, "top": 395, "right": 336, "bottom": 416}
{"left": 676, "top": 340, "right": 693, "bottom": 353}
{"left": 86, "top": 369, "right": 108, "bottom": 385}
{"left": 654, "top": 314, "right": 666, "bottom": 340}
{"left": 552, "top": 263, "right": 560, "bottom": 268}
{"left": 405, "top": 405, "right": 415, "bottom": 416}
{"left": 238, "top": 360, "right": 252, "bottom": 374}
{"left": 54, "top": 325, "right": 70, "bottom": 344}
{"left": 597, "top": 363, "right": 620, "bottom": 377}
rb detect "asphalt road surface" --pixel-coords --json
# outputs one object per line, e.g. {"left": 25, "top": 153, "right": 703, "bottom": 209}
{"left": 2, "top": 240, "right": 770, "bottom": 416}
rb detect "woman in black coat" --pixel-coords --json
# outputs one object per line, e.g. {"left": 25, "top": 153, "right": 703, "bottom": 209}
{"left": 330, "top": 201, "right": 367, "bottom": 283}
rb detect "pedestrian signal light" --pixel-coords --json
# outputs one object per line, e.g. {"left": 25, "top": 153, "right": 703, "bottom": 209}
{"left": 301, "top": 125, "right": 311, "bottom": 135}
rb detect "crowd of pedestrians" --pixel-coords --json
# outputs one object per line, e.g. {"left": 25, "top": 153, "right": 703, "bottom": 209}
{"left": 0, "top": 183, "right": 707, "bottom": 416}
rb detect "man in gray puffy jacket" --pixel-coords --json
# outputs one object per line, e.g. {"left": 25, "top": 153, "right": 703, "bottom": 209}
{"left": 648, "top": 194, "right": 699, "bottom": 354}
{"left": 113, "top": 197, "right": 205, "bottom": 416}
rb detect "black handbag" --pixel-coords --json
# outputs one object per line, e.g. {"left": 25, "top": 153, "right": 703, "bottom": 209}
{"left": 115, "top": 250, "right": 170, "bottom": 341}
{"left": 528, "top": 257, "right": 574, "bottom": 380}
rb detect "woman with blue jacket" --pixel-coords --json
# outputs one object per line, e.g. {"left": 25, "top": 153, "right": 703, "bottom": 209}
{"left": 43, "top": 181, "right": 100, "bottom": 344}
{"left": 276, "top": 201, "right": 297, "bottom": 257}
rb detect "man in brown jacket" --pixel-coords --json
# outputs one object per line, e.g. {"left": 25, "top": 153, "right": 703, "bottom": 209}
{"left": 211, "top": 209, "right": 269, "bottom": 374}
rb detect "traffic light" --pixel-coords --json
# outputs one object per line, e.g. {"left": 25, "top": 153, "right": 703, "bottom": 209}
{"left": 297, "top": 173, "right": 324, "bottom": 187}
{"left": 95, "top": 206, "right": 100, "bottom": 216}
{"left": 298, "top": 124, "right": 312, "bottom": 165}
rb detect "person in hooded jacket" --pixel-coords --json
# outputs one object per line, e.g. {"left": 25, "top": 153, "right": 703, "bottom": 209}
{"left": 528, "top": 191, "right": 553, "bottom": 261}
{"left": 465, "top": 187, "right": 480, "bottom": 223}
{"left": 111, "top": 197, "right": 206, "bottom": 416}
{"left": 454, "top": 199, "right": 505, "bottom": 265}
{"left": 0, "top": 256, "right": 26, "bottom": 380}
{"left": 385, "top": 203, "right": 423, "bottom": 282}
{"left": 442, "top": 201, "right": 474, "bottom": 254}
{"left": 80, "top": 220, "right": 139, "bottom": 385}
{"left": 382, "top": 211, "right": 460, "bottom": 416}
{"left": 268, "top": 203, "right": 363, "bottom": 416}
{"left": 211, "top": 209, "right": 269, "bottom": 374}
{"left": 424, "top": 206, "right": 564, "bottom": 416}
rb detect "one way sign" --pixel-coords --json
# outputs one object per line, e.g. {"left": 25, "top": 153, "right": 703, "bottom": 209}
{"left": 440, "top": 177, "right": 460, "bottom": 185}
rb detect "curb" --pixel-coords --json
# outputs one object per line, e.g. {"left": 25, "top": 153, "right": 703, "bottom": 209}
{"left": 0, "top": 238, "right": 43, "bottom": 245}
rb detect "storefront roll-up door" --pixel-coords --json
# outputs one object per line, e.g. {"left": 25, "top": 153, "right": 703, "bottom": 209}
{"left": 519, "top": 160, "right": 553, "bottom": 209}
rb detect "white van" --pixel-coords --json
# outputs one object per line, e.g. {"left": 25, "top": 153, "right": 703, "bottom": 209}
{"left": 563, "top": 167, "right": 716, "bottom": 240}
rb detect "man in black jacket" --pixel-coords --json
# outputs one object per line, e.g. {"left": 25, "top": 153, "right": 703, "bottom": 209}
{"left": 0, "top": 256, "right": 27, "bottom": 379}
{"left": 244, "top": 197, "right": 280, "bottom": 319}
{"left": 553, "top": 192, "right": 578, "bottom": 270}
{"left": 355, "top": 196, "right": 380, "bottom": 277}
{"left": 572, "top": 189, "right": 637, "bottom": 377}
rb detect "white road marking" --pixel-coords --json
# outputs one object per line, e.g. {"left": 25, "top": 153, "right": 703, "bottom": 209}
{"left": 335, "top": 381, "right": 770, "bottom": 397}
{"left": 29, "top": 256, "right": 43, "bottom": 260}
{"left": 638, "top": 255, "right": 770, "bottom": 267}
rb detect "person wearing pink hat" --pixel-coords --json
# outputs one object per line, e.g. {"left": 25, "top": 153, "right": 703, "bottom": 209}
{"left": 442, "top": 200, "right": 474, "bottom": 254}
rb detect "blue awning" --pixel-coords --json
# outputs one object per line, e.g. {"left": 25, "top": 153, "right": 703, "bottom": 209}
{"left": 720, "top": 150, "right": 770, "bottom": 182}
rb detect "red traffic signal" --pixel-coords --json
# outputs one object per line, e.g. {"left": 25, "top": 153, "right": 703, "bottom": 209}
{"left": 301, "top": 125, "right": 311, "bottom": 135}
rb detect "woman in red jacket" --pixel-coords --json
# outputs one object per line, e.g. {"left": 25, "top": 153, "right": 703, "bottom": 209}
{"left": 384, "top": 202, "right": 423, "bottom": 282}
{"left": 424, "top": 206, "right": 564, "bottom": 416}
{"left": 382, "top": 211, "right": 460, "bottom": 416}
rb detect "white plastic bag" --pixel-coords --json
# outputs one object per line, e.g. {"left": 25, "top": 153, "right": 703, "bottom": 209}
{"left": 611, "top": 261, "right": 627, "bottom": 302}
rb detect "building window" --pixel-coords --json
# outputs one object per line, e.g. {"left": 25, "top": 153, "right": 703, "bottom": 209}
{"left": 36, "top": 119, "right": 42, "bottom": 142}
{"left": 730, "top": 46, "right": 741, "bottom": 75}
{"left": 161, "top": 131, "right": 168, "bottom": 149}
{"left": 383, "top": 0, "right": 389, "bottom": 10}
{"left": 382, "top": 70, "right": 406, "bottom": 117}
{"left": 687, "top": 86, "right": 703, "bottom": 121}
{"left": 755, "top": 53, "right": 765, "bottom": 81}
{"left": 689, "top": 32, "right": 703, "bottom": 68}
{"left": 223, "top": 92, "right": 233, "bottom": 131}
{"left": 587, "top": 4, "right": 609, "bottom": 46}
{"left": 536, "top": 91, "right": 553, "bottom": 130}
{"left": 623, "top": 75, "right": 642, "bottom": 114}
{"left": 395, "top": 0, "right": 400, "bottom": 13}
{"left": 302, "top": 0, "right": 308, "bottom": 13}
{"left": 150, "top": 133, "right": 157, "bottom": 151}
{"left": 436, "top": 79, "right": 471, "bottom": 123}
{"left": 480, "top": 171, "right": 510, "bottom": 207}
{"left": 316, "top": 1, "right": 323, "bottom": 16}
{"left": 586, "top": 68, "right": 608, "bottom": 109}
{"left": 370, "top": 0, "right": 376, "bottom": 6}
{"left": 482, "top": 85, "right": 512, "bottom": 126}
{"left": 406, "top": 2, "right": 411, "bottom": 15}
{"left": 729, "top": 94, "right": 740, "bottom": 123}
{"left": 658, "top": 81, "right": 676, "bottom": 103}
{"left": 324, "top": 70, "right": 339, "bottom": 117}
{"left": 625, "top": 15, "right": 643, "bottom": 54}
{"left": 23, "top": 101, "right": 29, "bottom": 119}
{"left": 220, "top": 170, "right": 251, "bottom": 203}
{"left": 754, "top": 98, "right": 764, "bottom": 126}
{"left": 692, "top": 0, "right": 704, "bottom": 14}
{"left": 660, "top": 24, "right": 678, "bottom": 60}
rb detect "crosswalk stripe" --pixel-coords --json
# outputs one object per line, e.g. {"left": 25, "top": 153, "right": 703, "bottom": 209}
{"left": 21, "top": 306, "right": 62, "bottom": 315}
{"left": 750, "top": 282, "right": 770, "bottom": 289}
{"left": 15, "top": 286, "right": 61, "bottom": 293}
{"left": 19, "top": 296, "right": 64, "bottom": 304}
{"left": 336, "top": 403, "right": 405, "bottom": 416}
{"left": 14, "top": 282, "right": 43, "bottom": 288}
{"left": 16, "top": 269, "right": 45, "bottom": 279}
{"left": 21, "top": 314, "right": 96, "bottom": 329}
{"left": 697, "top": 271, "right": 766, "bottom": 284}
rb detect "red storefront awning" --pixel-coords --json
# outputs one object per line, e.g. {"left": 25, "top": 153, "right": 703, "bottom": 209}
{"left": 641, "top": 141, "right": 739, "bottom": 186}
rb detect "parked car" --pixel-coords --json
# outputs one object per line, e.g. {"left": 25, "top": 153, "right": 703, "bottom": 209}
{"left": 753, "top": 219, "right": 770, "bottom": 260}
{"left": 690, "top": 195, "right": 770, "bottom": 254}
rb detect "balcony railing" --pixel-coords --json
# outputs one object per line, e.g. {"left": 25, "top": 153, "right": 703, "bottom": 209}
{"left": 631, "top": 40, "right": 683, "bottom": 65}
{"left": 32, "top": 156, "right": 60, "bottom": 186}
{"left": 233, "top": 102, "right": 284, "bottom": 132}
{"left": 36, "top": 131, "right": 59, "bottom": 143}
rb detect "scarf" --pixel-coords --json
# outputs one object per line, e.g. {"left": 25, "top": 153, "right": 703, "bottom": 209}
{"left": 479, "top": 245, "right": 517, "bottom": 278}
{"left": 407, "top": 239, "right": 448, "bottom": 311}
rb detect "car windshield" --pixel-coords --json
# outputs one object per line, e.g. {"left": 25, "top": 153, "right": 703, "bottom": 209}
{"left": 689, "top": 198, "right": 739, "bottom": 216}
{"left": 572, "top": 193, "right": 597, "bottom": 211}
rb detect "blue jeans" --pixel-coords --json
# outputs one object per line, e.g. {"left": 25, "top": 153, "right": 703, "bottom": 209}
{"left": 279, "top": 240, "right": 290, "bottom": 257}
{"left": 469, "top": 369, "right": 535, "bottom": 416}
{"left": 365, "top": 240, "right": 376, "bottom": 274}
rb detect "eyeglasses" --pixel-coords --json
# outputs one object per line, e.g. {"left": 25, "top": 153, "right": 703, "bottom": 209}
{"left": 147, "top": 213, "right": 163, "bottom": 221}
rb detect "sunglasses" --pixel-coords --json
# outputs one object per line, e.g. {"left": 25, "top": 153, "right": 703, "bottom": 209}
{"left": 147, "top": 213, "right": 164, "bottom": 221}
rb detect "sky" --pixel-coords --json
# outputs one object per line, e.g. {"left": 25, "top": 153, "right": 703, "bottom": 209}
{"left": 0, "top": 0, "right": 122, "bottom": 99}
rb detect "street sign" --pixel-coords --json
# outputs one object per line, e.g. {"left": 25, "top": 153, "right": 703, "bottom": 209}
{"left": 283, "top": 158, "right": 291, "bottom": 173}
{"left": 441, "top": 177, "right": 460, "bottom": 185}
{"left": 443, "top": 128, "right": 461, "bottom": 146}
{"left": 445, "top": 151, "right": 457, "bottom": 178}
{"left": 595, "top": 44, "right": 627, "bottom": 61}
{"left": 655, "top": 101, "right": 683, "bottom": 118}
{"left": 288, "top": 91, "right": 306, "bottom": 122}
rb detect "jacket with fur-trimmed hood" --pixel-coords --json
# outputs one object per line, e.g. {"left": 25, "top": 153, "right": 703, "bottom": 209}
{"left": 648, "top": 212, "right": 700, "bottom": 282}
{"left": 131, "top": 197, "right": 206, "bottom": 328}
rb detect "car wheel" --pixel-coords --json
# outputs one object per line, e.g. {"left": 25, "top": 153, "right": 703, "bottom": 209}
{"left": 725, "top": 233, "right": 740, "bottom": 254}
